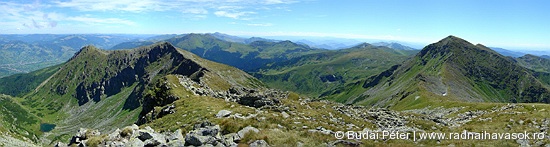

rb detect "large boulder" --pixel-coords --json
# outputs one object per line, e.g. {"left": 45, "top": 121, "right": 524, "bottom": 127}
{"left": 237, "top": 126, "right": 259, "bottom": 139}
{"left": 125, "top": 138, "right": 145, "bottom": 147}
{"left": 216, "top": 110, "right": 232, "bottom": 118}
{"left": 185, "top": 133, "right": 217, "bottom": 146}
{"left": 165, "top": 129, "right": 184, "bottom": 142}
{"left": 69, "top": 128, "right": 100, "bottom": 146}
{"left": 222, "top": 133, "right": 240, "bottom": 146}
{"left": 185, "top": 121, "right": 223, "bottom": 146}
{"left": 137, "top": 126, "right": 166, "bottom": 146}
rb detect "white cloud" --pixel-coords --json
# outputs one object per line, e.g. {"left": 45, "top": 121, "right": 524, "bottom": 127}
{"left": 54, "top": 0, "right": 302, "bottom": 19}
{"left": 182, "top": 8, "right": 208, "bottom": 14}
{"left": 0, "top": 1, "right": 59, "bottom": 29}
{"left": 54, "top": 0, "right": 299, "bottom": 12}
{"left": 214, "top": 11, "right": 255, "bottom": 19}
{"left": 247, "top": 23, "right": 273, "bottom": 27}
{"left": 264, "top": 0, "right": 296, "bottom": 4}
{"left": 55, "top": 0, "right": 161, "bottom": 12}
{"left": 66, "top": 16, "right": 136, "bottom": 26}
{"left": 1, "top": 0, "right": 304, "bottom": 33}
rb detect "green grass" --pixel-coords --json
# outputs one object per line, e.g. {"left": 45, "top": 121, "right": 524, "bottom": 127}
{"left": 0, "top": 64, "right": 62, "bottom": 97}
{"left": 325, "top": 36, "right": 550, "bottom": 109}
{"left": 0, "top": 95, "right": 41, "bottom": 143}
{"left": 139, "top": 71, "right": 550, "bottom": 146}
{"left": 142, "top": 75, "right": 384, "bottom": 146}
{"left": 256, "top": 44, "right": 416, "bottom": 98}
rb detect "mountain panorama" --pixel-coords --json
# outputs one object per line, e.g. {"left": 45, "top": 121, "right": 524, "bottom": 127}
{"left": 1, "top": 34, "right": 550, "bottom": 147}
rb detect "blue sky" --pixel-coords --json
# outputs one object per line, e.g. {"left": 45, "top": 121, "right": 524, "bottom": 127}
{"left": 0, "top": 0, "right": 548, "bottom": 50}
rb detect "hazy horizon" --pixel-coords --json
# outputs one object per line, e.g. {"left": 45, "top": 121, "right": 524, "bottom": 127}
{"left": 1, "top": 0, "right": 548, "bottom": 50}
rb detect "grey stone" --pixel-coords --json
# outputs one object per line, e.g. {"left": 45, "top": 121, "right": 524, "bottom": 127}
{"left": 297, "top": 142, "right": 304, "bottom": 147}
{"left": 144, "top": 138, "right": 163, "bottom": 146}
{"left": 125, "top": 138, "right": 144, "bottom": 147}
{"left": 107, "top": 129, "right": 121, "bottom": 141}
{"left": 216, "top": 110, "right": 232, "bottom": 118}
{"left": 281, "top": 112, "right": 290, "bottom": 118}
{"left": 185, "top": 133, "right": 216, "bottom": 146}
{"left": 54, "top": 142, "right": 68, "bottom": 147}
{"left": 137, "top": 127, "right": 166, "bottom": 145}
{"left": 249, "top": 140, "right": 270, "bottom": 147}
{"left": 222, "top": 133, "right": 239, "bottom": 146}
{"left": 238, "top": 126, "right": 260, "bottom": 138}
{"left": 167, "top": 140, "right": 186, "bottom": 147}
{"left": 517, "top": 139, "right": 530, "bottom": 147}
{"left": 165, "top": 129, "right": 184, "bottom": 141}
{"left": 137, "top": 130, "right": 154, "bottom": 141}
{"left": 105, "top": 141, "right": 125, "bottom": 147}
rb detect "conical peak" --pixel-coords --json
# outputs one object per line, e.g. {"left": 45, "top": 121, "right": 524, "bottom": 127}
{"left": 69, "top": 45, "right": 105, "bottom": 61}
{"left": 143, "top": 41, "right": 179, "bottom": 55}
{"left": 437, "top": 35, "right": 471, "bottom": 45}
{"left": 353, "top": 42, "right": 372, "bottom": 48}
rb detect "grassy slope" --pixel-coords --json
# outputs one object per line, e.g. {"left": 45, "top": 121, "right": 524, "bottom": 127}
{"left": 255, "top": 44, "right": 417, "bottom": 98}
{"left": 321, "top": 36, "right": 550, "bottom": 110}
{"left": 0, "top": 95, "right": 40, "bottom": 145}
{"left": 142, "top": 74, "right": 550, "bottom": 146}
{"left": 11, "top": 42, "right": 264, "bottom": 145}
{"left": 516, "top": 54, "right": 550, "bottom": 73}
{"left": 516, "top": 54, "right": 550, "bottom": 85}
{"left": 19, "top": 46, "right": 145, "bottom": 144}
{"left": 0, "top": 64, "right": 62, "bottom": 97}
{"left": 144, "top": 74, "right": 378, "bottom": 146}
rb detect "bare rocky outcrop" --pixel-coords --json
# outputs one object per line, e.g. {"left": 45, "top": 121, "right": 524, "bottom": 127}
{"left": 176, "top": 75, "right": 287, "bottom": 109}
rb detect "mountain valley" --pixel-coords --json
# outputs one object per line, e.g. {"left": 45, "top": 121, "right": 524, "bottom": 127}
{"left": 0, "top": 34, "right": 550, "bottom": 146}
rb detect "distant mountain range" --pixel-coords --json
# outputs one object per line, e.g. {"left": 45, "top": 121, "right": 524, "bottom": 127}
{"left": 0, "top": 33, "right": 432, "bottom": 78}
{"left": 0, "top": 34, "right": 153, "bottom": 77}
{"left": 490, "top": 47, "right": 526, "bottom": 57}
{"left": 372, "top": 42, "right": 417, "bottom": 50}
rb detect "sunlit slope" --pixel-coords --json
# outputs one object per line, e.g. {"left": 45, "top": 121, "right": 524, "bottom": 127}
{"left": 324, "top": 36, "right": 550, "bottom": 109}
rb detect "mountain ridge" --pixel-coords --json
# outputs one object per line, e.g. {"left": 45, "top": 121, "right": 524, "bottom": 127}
{"left": 323, "top": 35, "right": 550, "bottom": 108}
{"left": 17, "top": 42, "right": 267, "bottom": 144}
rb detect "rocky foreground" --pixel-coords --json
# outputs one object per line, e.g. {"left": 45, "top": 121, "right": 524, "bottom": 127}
{"left": 54, "top": 99, "right": 550, "bottom": 147}
{"left": 54, "top": 122, "right": 268, "bottom": 147}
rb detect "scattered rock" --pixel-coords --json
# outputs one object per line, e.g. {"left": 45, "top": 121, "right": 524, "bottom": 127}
{"left": 216, "top": 110, "right": 232, "bottom": 118}
{"left": 69, "top": 128, "right": 100, "bottom": 146}
{"left": 249, "top": 140, "right": 270, "bottom": 147}
{"left": 334, "top": 105, "right": 421, "bottom": 132}
{"left": 238, "top": 126, "right": 260, "bottom": 139}
{"left": 185, "top": 121, "right": 223, "bottom": 146}
{"left": 517, "top": 139, "right": 530, "bottom": 147}
{"left": 308, "top": 126, "right": 333, "bottom": 135}
{"left": 177, "top": 75, "right": 287, "bottom": 109}
{"left": 328, "top": 140, "right": 361, "bottom": 147}
{"left": 54, "top": 142, "right": 67, "bottom": 147}
{"left": 126, "top": 138, "right": 145, "bottom": 147}
{"left": 281, "top": 111, "right": 290, "bottom": 118}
